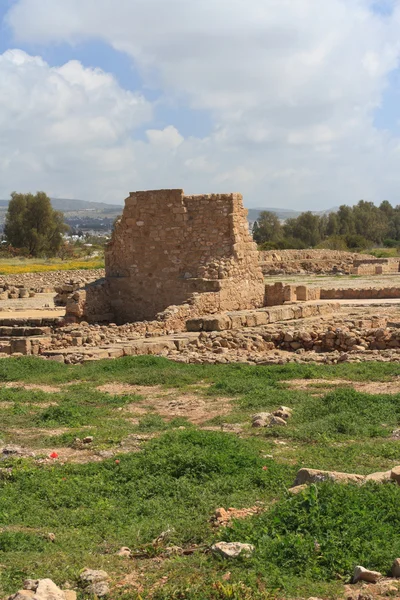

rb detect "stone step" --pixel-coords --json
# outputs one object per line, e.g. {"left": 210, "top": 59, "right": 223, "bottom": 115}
{"left": 186, "top": 302, "right": 341, "bottom": 332}
{"left": 0, "top": 317, "right": 63, "bottom": 327}
{"left": 0, "top": 326, "right": 52, "bottom": 337}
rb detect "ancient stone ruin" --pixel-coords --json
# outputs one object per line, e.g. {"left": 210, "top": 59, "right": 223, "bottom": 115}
{"left": 68, "top": 189, "right": 265, "bottom": 324}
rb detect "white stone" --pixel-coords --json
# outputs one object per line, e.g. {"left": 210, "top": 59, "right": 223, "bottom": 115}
{"left": 352, "top": 565, "right": 381, "bottom": 584}
{"left": 211, "top": 542, "right": 254, "bottom": 558}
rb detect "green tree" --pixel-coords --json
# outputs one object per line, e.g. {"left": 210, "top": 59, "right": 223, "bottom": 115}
{"left": 284, "top": 212, "right": 322, "bottom": 247}
{"left": 4, "top": 192, "right": 69, "bottom": 257}
{"left": 253, "top": 211, "right": 282, "bottom": 245}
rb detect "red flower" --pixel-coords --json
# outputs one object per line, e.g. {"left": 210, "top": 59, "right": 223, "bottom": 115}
{"left": 115, "top": 459, "right": 120, "bottom": 464}
{"left": 49, "top": 452, "right": 59, "bottom": 459}
{"left": 262, "top": 466, "right": 268, "bottom": 471}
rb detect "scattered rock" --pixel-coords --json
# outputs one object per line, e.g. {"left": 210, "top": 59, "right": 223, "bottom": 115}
{"left": 47, "top": 533, "right": 55, "bottom": 543}
{"left": 79, "top": 570, "right": 109, "bottom": 598}
{"left": 365, "top": 470, "right": 392, "bottom": 483}
{"left": 269, "top": 416, "right": 287, "bottom": 427}
{"left": 116, "top": 547, "right": 131, "bottom": 558}
{"left": 79, "top": 569, "right": 109, "bottom": 584}
{"left": 352, "top": 565, "right": 382, "bottom": 584}
{"left": 8, "top": 578, "right": 76, "bottom": 600}
{"left": 294, "top": 468, "right": 365, "bottom": 487}
{"left": 391, "top": 558, "right": 400, "bottom": 578}
{"left": 251, "top": 412, "right": 271, "bottom": 428}
{"left": 390, "top": 466, "right": 400, "bottom": 484}
{"left": 84, "top": 582, "right": 109, "bottom": 597}
{"left": 211, "top": 542, "right": 255, "bottom": 558}
{"left": 272, "top": 406, "right": 293, "bottom": 420}
{"left": 83, "top": 436, "right": 93, "bottom": 444}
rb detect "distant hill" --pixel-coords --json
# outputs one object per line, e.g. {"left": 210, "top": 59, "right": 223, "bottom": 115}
{"left": 0, "top": 197, "right": 122, "bottom": 212}
{"left": 247, "top": 206, "right": 338, "bottom": 222}
{"left": 50, "top": 198, "right": 122, "bottom": 212}
{"left": 0, "top": 197, "right": 338, "bottom": 229}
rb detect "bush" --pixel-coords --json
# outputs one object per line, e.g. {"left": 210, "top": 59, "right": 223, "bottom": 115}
{"left": 383, "top": 238, "right": 398, "bottom": 248}
{"left": 345, "top": 234, "right": 371, "bottom": 250}
{"left": 317, "top": 235, "right": 348, "bottom": 251}
{"left": 224, "top": 482, "right": 400, "bottom": 585}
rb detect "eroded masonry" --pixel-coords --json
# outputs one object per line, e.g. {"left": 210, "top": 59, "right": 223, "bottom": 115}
{"left": 69, "top": 189, "right": 265, "bottom": 324}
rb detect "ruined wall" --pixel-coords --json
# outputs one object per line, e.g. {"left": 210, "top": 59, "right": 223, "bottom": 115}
{"left": 320, "top": 287, "right": 400, "bottom": 300}
{"left": 259, "top": 250, "right": 375, "bottom": 275}
{"left": 79, "top": 189, "right": 264, "bottom": 324}
{"left": 351, "top": 258, "right": 400, "bottom": 275}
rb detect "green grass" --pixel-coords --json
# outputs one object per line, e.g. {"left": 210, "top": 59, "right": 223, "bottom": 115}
{"left": 224, "top": 482, "right": 400, "bottom": 589}
{"left": 0, "top": 356, "right": 400, "bottom": 598}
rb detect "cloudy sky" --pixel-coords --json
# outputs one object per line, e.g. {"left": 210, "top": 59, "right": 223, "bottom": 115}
{"left": 1, "top": 0, "right": 400, "bottom": 209}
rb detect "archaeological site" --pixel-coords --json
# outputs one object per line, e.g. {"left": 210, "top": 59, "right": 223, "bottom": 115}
{"left": 0, "top": 189, "right": 400, "bottom": 366}
{"left": 3, "top": 190, "right": 400, "bottom": 600}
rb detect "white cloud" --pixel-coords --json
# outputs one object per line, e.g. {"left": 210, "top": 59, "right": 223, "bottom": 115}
{"left": 3, "top": 1, "right": 400, "bottom": 207}
{"left": 0, "top": 49, "right": 154, "bottom": 201}
{"left": 146, "top": 126, "right": 184, "bottom": 149}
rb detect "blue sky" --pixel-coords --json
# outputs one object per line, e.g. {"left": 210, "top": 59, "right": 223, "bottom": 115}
{"left": 1, "top": 0, "right": 400, "bottom": 209}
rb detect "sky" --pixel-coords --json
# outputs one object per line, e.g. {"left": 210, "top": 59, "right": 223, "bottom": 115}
{"left": 1, "top": 1, "right": 400, "bottom": 209}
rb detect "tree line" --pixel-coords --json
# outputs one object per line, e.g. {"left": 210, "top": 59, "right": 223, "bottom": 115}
{"left": 252, "top": 200, "right": 400, "bottom": 250}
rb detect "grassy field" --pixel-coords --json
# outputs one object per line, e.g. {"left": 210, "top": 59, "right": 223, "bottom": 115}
{"left": 0, "top": 258, "right": 104, "bottom": 274}
{"left": 1, "top": 357, "right": 400, "bottom": 599}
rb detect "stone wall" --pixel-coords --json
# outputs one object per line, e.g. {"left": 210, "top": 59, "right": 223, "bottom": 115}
{"left": 264, "top": 282, "right": 321, "bottom": 305}
{"left": 320, "top": 287, "right": 400, "bottom": 300}
{"left": 74, "top": 189, "right": 265, "bottom": 324}
{"left": 259, "top": 249, "right": 375, "bottom": 275}
{"left": 351, "top": 258, "right": 400, "bottom": 275}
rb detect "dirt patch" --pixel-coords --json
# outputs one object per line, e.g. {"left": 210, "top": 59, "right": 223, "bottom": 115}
{"left": 128, "top": 394, "right": 232, "bottom": 425}
{"left": 99, "top": 384, "right": 233, "bottom": 425}
{"left": 8, "top": 427, "right": 70, "bottom": 437}
{"left": 97, "top": 383, "right": 164, "bottom": 397}
{"left": 285, "top": 378, "right": 400, "bottom": 395}
{"left": 2, "top": 382, "right": 61, "bottom": 393}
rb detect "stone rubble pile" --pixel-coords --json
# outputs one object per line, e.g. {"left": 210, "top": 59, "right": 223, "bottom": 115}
{"left": 54, "top": 281, "right": 85, "bottom": 306}
{"left": 259, "top": 249, "right": 375, "bottom": 275}
{"left": 0, "top": 285, "right": 36, "bottom": 300}
{"left": 0, "top": 269, "right": 104, "bottom": 294}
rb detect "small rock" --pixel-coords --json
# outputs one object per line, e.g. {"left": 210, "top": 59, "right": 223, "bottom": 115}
{"left": 294, "top": 468, "right": 365, "bottom": 487}
{"left": 269, "top": 416, "right": 287, "bottom": 427}
{"left": 34, "top": 579, "right": 67, "bottom": 600}
{"left": 85, "top": 582, "right": 109, "bottom": 597}
{"left": 352, "top": 565, "right": 382, "bottom": 584}
{"left": 365, "top": 470, "right": 391, "bottom": 483}
{"left": 79, "top": 569, "right": 109, "bottom": 584}
{"left": 251, "top": 413, "right": 271, "bottom": 428}
{"left": 391, "top": 558, "right": 400, "bottom": 578}
{"left": 211, "top": 541, "right": 254, "bottom": 558}
{"left": 2, "top": 445, "right": 22, "bottom": 456}
{"left": 390, "top": 466, "right": 400, "bottom": 484}
{"left": 47, "top": 533, "right": 56, "bottom": 542}
{"left": 83, "top": 436, "right": 93, "bottom": 444}
{"left": 116, "top": 547, "right": 131, "bottom": 558}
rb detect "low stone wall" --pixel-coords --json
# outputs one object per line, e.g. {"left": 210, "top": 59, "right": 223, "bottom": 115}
{"left": 186, "top": 302, "right": 340, "bottom": 332}
{"left": 264, "top": 282, "right": 321, "bottom": 305}
{"left": 259, "top": 250, "right": 374, "bottom": 275}
{"left": 320, "top": 287, "right": 400, "bottom": 300}
{"left": 351, "top": 258, "right": 400, "bottom": 275}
